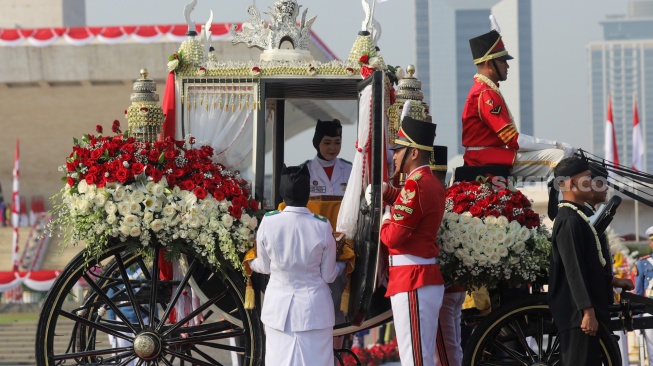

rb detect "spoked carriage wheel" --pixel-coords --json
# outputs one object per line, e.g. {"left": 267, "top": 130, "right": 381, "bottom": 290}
{"left": 462, "top": 294, "right": 621, "bottom": 366}
{"left": 35, "top": 241, "right": 263, "bottom": 366}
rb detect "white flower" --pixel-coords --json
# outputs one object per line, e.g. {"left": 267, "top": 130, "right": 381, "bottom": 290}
{"left": 150, "top": 219, "right": 164, "bottom": 232}
{"left": 118, "top": 201, "right": 132, "bottom": 216}
{"left": 459, "top": 212, "right": 473, "bottom": 224}
{"left": 219, "top": 201, "right": 230, "bottom": 212}
{"left": 494, "top": 230, "right": 507, "bottom": 243}
{"left": 167, "top": 59, "right": 179, "bottom": 72}
{"left": 188, "top": 215, "right": 201, "bottom": 228}
{"left": 124, "top": 214, "right": 140, "bottom": 227}
{"left": 238, "top": 227, "right": 251, "bottom": 237}
{"left": 151, "top": 183, "right": 165, "bottom": 197}
{"left": 129, "top": 226, "right": 141, "bottom": 237}
{"left": 222, "top": 214, "right": 234, "bottom": 228}
{"left": 496, "top": 245, "right": 509, "bottom": 258}
{"left": 112, "top": 186, "right": 127, "bottom": 202}
{"left": 368, "top": 57, "right": 381, "bottom": 68}
{"left": 94, "top": 192, "right": 108, "bottom": 207}
{"left": 78, "top": 180, "right": 89, "bottom": 194}
{"left": 485, "top": 216, "right": 498, "bottom": 225}
{"left": 130, "top": 190, "right": 145, "bottom": 203}
{"left": 513, "top": 241, "right": 526, "bottom": 254}
{"left": 143, "top": 212, "right": 154, "bottom": 223}
{"left": 162, "top": 204, "right": 177, "bottom": 217}
{"left": 509, "top": 220, "right": 522, "bottom": 233}
{"left": 106, "top": 214, "right": 117, "bottom": 225}
{"left": 462, "top": 255, "right": 475, "bottom": 267}
{"left": 518, "top": 227, "right": 531, "bottom": 241}
{"left": 248, "top": 216, "right": 258, "bottom": 230}
{"left": 240, "top": 213, "right": 252, "bottom": 227}
{"left": 497, "top": 216, "right": 509, "bottom": 227}
{"left": 144, "top": 197, "right": 156, "bottom": 211}
{"left": 509, "top": 256, "right": 520, "bottom": 265}
{"left": 208, "top": 217, "right": 220, "bottom": 230}
{"left": 119, "top": 225, "right": 130, "bottom": 236}
{"left": 443, "top": 242, "right": 455, "bottom": 253}
{"left": 75, "top": 198, "right": 91, "bottom": 215}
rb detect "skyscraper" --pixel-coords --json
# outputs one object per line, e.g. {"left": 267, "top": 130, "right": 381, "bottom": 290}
{"left": 428, "top": 0, "right": 533, "bottom": 155}
{"left": 588, "top": 1, "right": 653, "bottom": 171}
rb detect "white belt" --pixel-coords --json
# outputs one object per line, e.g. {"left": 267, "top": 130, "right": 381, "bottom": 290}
{"left": 465, "top": 146, "right": 509, "bottom": 151}
{"left": 389, "top": 254, "right": 437, "bottom": 267}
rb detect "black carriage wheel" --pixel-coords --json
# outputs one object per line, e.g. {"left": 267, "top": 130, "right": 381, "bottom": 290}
{"left": 462, "top": 294, "right": 621, "bottom": 366}
{"left": 35, "top": 241, "right": 263, "bottom": 366}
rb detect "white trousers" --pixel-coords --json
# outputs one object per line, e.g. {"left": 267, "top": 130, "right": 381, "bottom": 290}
{"left": 435, "top": 291, "right": 466, "bottom": 366}
{"left": 512, "top": 149, "right": 564, "bottom": 179}
{"left": 391, "top": 285, "right": 445, "bottom": 366}
{"left": 265, "top": 324, "right": 334, "bottom": 366}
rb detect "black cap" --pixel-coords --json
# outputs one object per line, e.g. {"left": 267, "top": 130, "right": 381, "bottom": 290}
{"left": 390, "top": 116, "right": 436, "bottom": 151}
{"left": 279, "top": 165, "right": 310, "bottom": 207}
{"left": 312, "top": 119, "right": 343, "bottom": 150}
{"left": 430, "top": 145, "right": 447, "bottom": 171}
{"left": 469, "top": 30, "right": 513, "bottom": 65}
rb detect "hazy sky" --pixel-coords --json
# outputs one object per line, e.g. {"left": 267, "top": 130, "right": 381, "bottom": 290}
{"left": 87, "top": 0, "right": 629, "bottom": 161}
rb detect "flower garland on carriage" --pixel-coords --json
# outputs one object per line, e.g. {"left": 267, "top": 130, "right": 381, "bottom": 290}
{"left": 48, "top": 70, "right": 260, "bottom": 275}
{"left": 438, "top": 175, "right": 551, "bottom": 291}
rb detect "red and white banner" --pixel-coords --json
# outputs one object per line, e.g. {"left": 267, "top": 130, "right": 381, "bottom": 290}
{"left": 11, "top": 139, "right": 20, "bottom": 272}
{"left": 604, "top": 96, "right": 619, "bottom": 175}
{"left": 0, "top": 270, "right": 60, "bottom": 293}
{"left": 632, "top": 96, "right": 645, "bottom": 172}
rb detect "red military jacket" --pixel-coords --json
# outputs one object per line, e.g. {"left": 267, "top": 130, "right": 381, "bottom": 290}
{"left": 462, "top": 75, "right": 520, "bottom": 167}
{"left": 380, "top": 165, "right": 445, "bottom": 297}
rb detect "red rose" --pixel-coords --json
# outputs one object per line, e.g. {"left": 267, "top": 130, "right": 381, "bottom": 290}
{"left": 469, "top": 205, "right": 483, "bottom": 217}
{"left": 122, "top": 143, "right": 134, "bottom": 154}
{"left": 96, "top": 125, "right": 103, "bottom": 133}
{"left": 150, "top": 168, "right": 163, "bottom": 182}
{"left": 231, "top": 185, "right": 242, "bottom": 196}
{"left": 178, "top": 180, "right": 195, "bottom": 191}
{"left": 148, "top": 150, "right": 160, "bottom": 163}
{"left": 132, "top": 162, "right": 145, "bottom": 175}
{"left": 116, "top": 168, "right": 129, "bottom": 183}
{"left": 173, "top": 168, "right": 185, "bottom": 178}
{"left": 213, "top": 189, "right": 225, "bottom": 201}
{"left": 359, "top": 54, "right": 370, "bottom": 64}
{"left": 122, "top": 153, "right": 133, "bottom": 162}
{"left": 454, "top": 193, "right": 467, "bottom": 204}
{"left": 487, "top": 195, "right": 498, "bottom": 204}
{"left": 192, "top": 174, "right": 204, "bottom": 185}
{"left": 453, "top": 205, "right": 464, "bottom": 214}
{"left": 85, "top": 174, "right": 96, "bottom": 185}
{"left": 229, "top": 205, "right": 242, "bottom": 219}
{"left": 166, "top": 176, "right": 177, "bottom": 186}
{"left": 194, "top": 187, "right": 207, "bottom": 199}
{"left": 249, "top": 199, "right": 259, "bottom": 210}
{"left": 91, "top": 148, "right": 104, "bottom": 161}
{"left": 112, "top": 120, "right": 121, "bottom": 133}
{"left": 164, "top": 149, "right": 176, "bottom": 160}
{"left": 189, "top": 137, "right": 196, "bottom": 145}
{"left": 67, "top": 177, "right": 76, "bottom": 187}
{"left": 477, "top": 199, "right": 490, "bottom": 208}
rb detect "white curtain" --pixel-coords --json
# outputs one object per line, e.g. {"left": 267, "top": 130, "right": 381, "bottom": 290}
{"left": 187, "top": 88, "right": 254, "bottom": 170}
{"left": 336, "top": 85, "right": 374, "bottom": 239}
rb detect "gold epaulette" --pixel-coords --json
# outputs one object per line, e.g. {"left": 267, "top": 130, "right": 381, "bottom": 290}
{"left": 408, "top": 172, "right": 422, "bottom": 181}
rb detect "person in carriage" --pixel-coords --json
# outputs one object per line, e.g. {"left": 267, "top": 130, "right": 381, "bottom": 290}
{"left": 462, "top": 23, "right": 576, "bottom": 179}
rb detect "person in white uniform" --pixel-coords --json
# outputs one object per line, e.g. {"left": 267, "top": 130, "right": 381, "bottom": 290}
{"left": 249, "top": 165, "right": 341, "bottom": 366}
{"left": 304, "top": 119, "right": 353, "bottom": 197}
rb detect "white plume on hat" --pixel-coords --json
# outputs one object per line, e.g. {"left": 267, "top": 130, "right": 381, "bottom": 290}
{"left": 400, "top": 100, "right": 411, "bottom": 121}
{"left": 489, "top": 15, "right": 501, "bottom": 33}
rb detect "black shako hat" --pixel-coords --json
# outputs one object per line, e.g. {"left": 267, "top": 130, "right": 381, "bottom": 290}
{"left": 469, "top": 30, "right": 514, "bottom": 65}
{"left": 312, "top": 119, "right": 342, "bottom": 151}
{"left": 430, "top": 145, "right": 447, "bottom": 171}
{"left": 279, "top": 164, "right": 310, "bottom": 207}
{"left": 390, "top": 116, "right": 436, "bottom": 151}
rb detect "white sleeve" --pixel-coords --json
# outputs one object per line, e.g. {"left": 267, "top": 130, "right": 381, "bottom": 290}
{"left": 249, "top": 226, "right": 271, "bottom": 275}
{"left": 517, "top": 133, "right": 558, "bottom": 152}
{"left": 320, "top": 224, "right": 339, "bottom": 284}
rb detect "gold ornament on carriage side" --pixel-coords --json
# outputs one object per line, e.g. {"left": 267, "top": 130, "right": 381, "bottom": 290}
{"left": 230, "top": 0, "right": 317, "bottom": 62}
{"left": 387, "top": 64, "right": 432, "bottom": 146}
{"left": 126, "top": 69, "right": 165, "bottom": 143}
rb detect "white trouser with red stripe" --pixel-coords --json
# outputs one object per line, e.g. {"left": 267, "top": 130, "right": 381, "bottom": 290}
{"left": 391, "top": 284, "right": 444, "bottom": 366}
{"left": 435, "top": 291, "right": 466, "bottom": 366}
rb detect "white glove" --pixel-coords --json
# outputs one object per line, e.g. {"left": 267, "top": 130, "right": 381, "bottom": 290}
{"left": 517, "top": 134, "right": 557, "bottom": 152}
{"left": 382, "top": 205, "right": 392, "bottom": 222}
{"left": 365, "top": 183, "right": 389, "bottom": 205}
{"left": 556, "top": 141, "right": 577, "bottom": 157}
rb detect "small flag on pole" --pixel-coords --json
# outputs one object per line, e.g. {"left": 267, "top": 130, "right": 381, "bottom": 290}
{"left": 632, "top": 96, "right": 645, "bottom": 172}
{"left": 11, "top": 139, "right": 20, "bottom": 272}
{"left": 604, "top": 96, "right": 619, "bottom": 176}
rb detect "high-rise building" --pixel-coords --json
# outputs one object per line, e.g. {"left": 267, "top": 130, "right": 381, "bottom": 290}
{"left": 428, "top": 0, "right": 533, "bottom": 155}
{"left": 588, "top": 1, "right": 653, "bottom": 172}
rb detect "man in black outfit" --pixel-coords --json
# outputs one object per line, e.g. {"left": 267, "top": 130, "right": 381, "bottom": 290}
{"left": 548, "top": 157, "right": 633, "bottom": 365}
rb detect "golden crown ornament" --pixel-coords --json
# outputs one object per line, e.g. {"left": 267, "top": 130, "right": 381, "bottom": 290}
{"left": 230, "top": 0, "right": 317, "bottom": 62}
{"left": 126, "top": 69, "right": 165, "bottom": 143}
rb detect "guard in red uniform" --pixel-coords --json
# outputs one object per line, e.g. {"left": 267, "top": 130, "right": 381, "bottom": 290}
{"left": 381, "top": 116, "right": 445, "bottom": 366}
{"left": 462, "top": 29, "right": 574, "bottom": 178}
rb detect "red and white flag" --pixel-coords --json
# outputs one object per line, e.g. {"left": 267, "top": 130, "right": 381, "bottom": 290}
{"left": 632, "top": 96, "right": 645, "bottom": 172}
{"left": 11, "top": 139, "right": 20, "bottom": 272}
{"left": 604, "top": 96, "right": 619, "bottom": 175}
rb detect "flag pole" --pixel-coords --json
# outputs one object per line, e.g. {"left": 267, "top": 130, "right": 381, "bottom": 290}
{"left": 11, "top": 139, "right": 20, "bottom": 273}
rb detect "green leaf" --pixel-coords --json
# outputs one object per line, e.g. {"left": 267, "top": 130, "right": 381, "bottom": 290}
{"left": 158, "top": 152, "right": 165, "bottom": 164}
